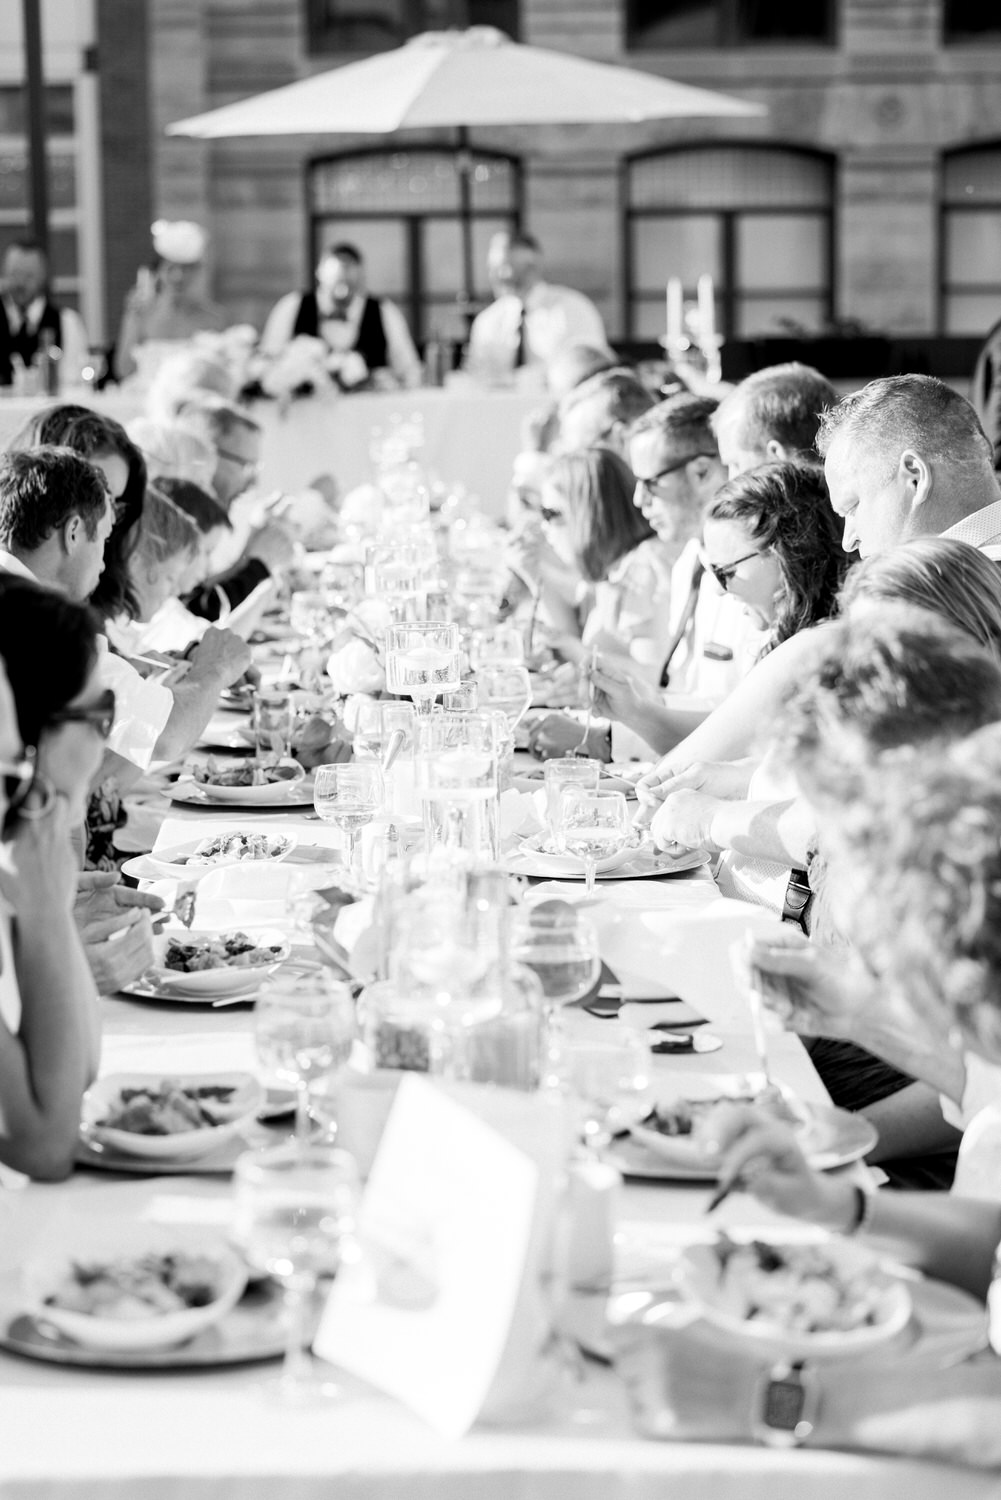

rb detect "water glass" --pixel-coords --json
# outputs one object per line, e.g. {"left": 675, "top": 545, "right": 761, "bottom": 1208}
{"left": 567, "top": 1028, "right": 652, "bottom": 1155}
{"left": 470, "top": 622, "right": 525, "bottom": 669}
{"left": 254, "top": 968, "right": 357, "bottom": 1141}
{"left": 558, "top": 788, "right": 629, "bottom": 895}
{"left": 314, "top": 761, "right": 386, "bottom": 873}
{"left": 510, "top": 906, "right": 601, "bottom": 1016}
{"left": 252, "top": 690, "right": 296, "bottom": 758}
{"left": 420, "top": 711, "right": 500, "bottom": 864}
{"left": 542, "top": 757, "right": 601, "bottom": 845}
{"left": 475, "top": 663, "right": 532, "bottom": 733}
{"left": 232, "top": 1143, "right": 359, "bottom": 1404}
{"left": 385, "top": 621, "right": 461, "bottom": 715}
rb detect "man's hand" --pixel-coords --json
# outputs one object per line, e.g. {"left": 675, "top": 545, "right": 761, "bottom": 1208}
{"left": 703, "top": 1102, "right": 855, "bottom": 1229}
{"left": 647, "top": 759, "right": 753, "bottom": 802}
{"left": 74, "top": 869, "right": 164, "bottom": 928}
{"left": 649, "top": 788, "right": 722, "bottom": 854}
{"left": 187, "top": 626, "right": 253, "bottom": 688}
{"left": 246, "top": 521, "right": 295, "bottom": 573}
{"left": 741, "top": 928, "right": 873, "bottom": 1039}
{"left": 527, "top": 712, "right": 610, "bottom": 762}
{"left": 83, "top": 910, "right": 155, "bottom": 994}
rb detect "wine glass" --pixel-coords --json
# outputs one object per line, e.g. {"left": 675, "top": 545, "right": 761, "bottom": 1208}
{"left": 470, "top": 622, "right": 525, "bottom": 669}
{"left": 542, "top": 758, "right": 600, "bottom": 849}
{"left": 314, "top": 761, "right": 386, "bottom": 874}
{"left": 558, "top": 787, "right": 629, "bottom": 895}
{"left": 475, "top": 663, "right": 533, "bottom": 735}
{"left": 567, "top": 1027, "right": 652, "bottom": 1157}
{"left": 255, "top": 968, "right": 357, "bottom": 1142}
{"left": 385, "top": 621, "right": 461, "bottom": 716}
{"left": 510, "top": 906, "right": 601, "bottom": 1018}
{"left": 232, "top": 1142, "right": 359, "bottom": 1405}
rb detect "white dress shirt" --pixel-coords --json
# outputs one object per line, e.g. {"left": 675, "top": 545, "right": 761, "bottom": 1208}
{"left": 941, "top": 496, "right": 1001, "bottom": 558}
{"left": 259, "top": 291, "right": 422, "bottom": 388}
{"left": 2, "top": 294, "right": 89, "bottom": 386}
{"left": 467, "top": 282, "right": 608, "bottom": 380}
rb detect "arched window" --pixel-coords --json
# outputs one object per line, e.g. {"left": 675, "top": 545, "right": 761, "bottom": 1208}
{"left": 309, "top": 148, "right": 521, "bottom": 342}
{"left": 625, "top": 144, "right": 835, "bottom": 341}
{"left": 942, "top": 145, "right": 1001, "bottom": 334}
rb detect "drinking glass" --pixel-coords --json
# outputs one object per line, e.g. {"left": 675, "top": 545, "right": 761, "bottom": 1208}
{"left": 567, "top": 1027, "right": 652, "bottom": 1156}
{"left": 252, "top": 690, "right": 295, "bottom": 758}
{"left": 475, "top": 663, "right": 533, "bottom": 734}
{"left": 313, "top": 761, "right": 386, "bottom": 873}
{"left": 385, "top": 621, "right": 461, "bottom": 716}
{"left": 232, "top": 1142, "right": 359, "bottom": 1404}
{"left": 510, "top": 906, "right": 601, "bottom": 1017}
{"left": 543, "top": 758, "right": 601, "bottom": 847}
{"left": 420, "top": 711, "right": 500, "bottom": 864}
{"left": 470, "top": 622, "right": 525, "bottom": 669}
{"left": 255, "top": 969, "right": 357, "bottom": 1141}
{"left": 558, "top": 788, "right": 629, "bottom": 896}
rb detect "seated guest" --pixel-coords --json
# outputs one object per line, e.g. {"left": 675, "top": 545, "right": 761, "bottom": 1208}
{"left": 126, "top": 415, "right": 218, "bottom": 493}
{"left": 115, "top": 219, "right": 224, "bottom": 381}
{"left": 555, "top": 366, "right": 655, "bottom": 458}
{"left": 0, "top": 239, "right": 89, "bottom": 390}
{"left": 259, "top": 241, "right": 422, "bottom": 391}
{"left": 174, "top": 394, "right": 294, "bottom": 612}
{"left": 466, "top": 231, "right": 608, "bottom": 386}
{"left": 109, "top": 489, "right": 200, "bottom": 644}
{"left": 710, "top": 361, "right": 838, "bottom": 478}
{"left": 0, "top": 578, "right": 103, "bottom": 1179}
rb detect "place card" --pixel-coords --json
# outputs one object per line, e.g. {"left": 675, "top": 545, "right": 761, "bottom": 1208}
{"left": 314, "top": 1075, "right": 568, "bottom": 1437}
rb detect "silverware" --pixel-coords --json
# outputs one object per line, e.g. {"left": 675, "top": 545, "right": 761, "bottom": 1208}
{"left": 572, "top": 647, "right": 599, "bottom": 757}
{"left": 381, "top": 727, "right": 406, "bottom": 775}
{"left": 704, "top": 1175, "right": 744, "bottom": 1214}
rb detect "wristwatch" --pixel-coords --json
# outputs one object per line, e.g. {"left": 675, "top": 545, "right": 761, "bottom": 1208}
{"left": 752, "top": 1359, "right": 819, "bottom": 1447}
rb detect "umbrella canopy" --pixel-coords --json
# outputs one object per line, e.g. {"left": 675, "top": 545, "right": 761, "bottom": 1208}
{"left": 167, "top": 27, "right": 764, "bottom": 138}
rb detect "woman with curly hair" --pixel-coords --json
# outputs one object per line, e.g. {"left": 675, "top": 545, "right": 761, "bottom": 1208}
{"left": 700, "top": 459, "right": 849, "bottom": 655}
{"left": 7, "top": 403, "right": 147, "bottom": 624}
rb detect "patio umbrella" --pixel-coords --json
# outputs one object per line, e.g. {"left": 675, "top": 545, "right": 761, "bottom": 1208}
{"left": 168, "top": 26, "right": 765, "bottom": 312}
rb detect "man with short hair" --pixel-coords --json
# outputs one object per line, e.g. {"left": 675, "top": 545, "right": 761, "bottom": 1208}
{"left": 0, "top": 240, "right": 89, "bottom": 389}
{"left": 711, "top": 361, "right": 837, "bottom": 478}
{"left": 816, "top": 373, "right": 1001, "bottom": 558}
{"left": 556, "top": 367, "right": 655, "bottom": 457}
{"left": 260, "top": 241, "right": 421, "bottom": 389}
{"left": 0, "top": 447, "right": 113, "bottom": 600}
{"left": 467, "top": 231, "right": 608, "bottom": 384}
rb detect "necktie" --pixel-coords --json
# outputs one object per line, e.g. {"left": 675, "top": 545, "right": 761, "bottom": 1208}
{"left": 513, "top": 301, "right": 528, "bottom": 368}
{"left": 659, "top": 556, "right": 704, "bottom": 689}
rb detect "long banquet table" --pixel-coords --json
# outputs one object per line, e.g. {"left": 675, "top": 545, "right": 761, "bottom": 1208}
{"left": 0, "top": 760, "right": 994, "bottom": 1499}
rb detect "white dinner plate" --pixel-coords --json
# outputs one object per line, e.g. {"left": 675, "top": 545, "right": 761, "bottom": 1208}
{"left": 509, "top": 839, "right": 708, "bottom": 881}
{"left": 119, "top": 975, "right": 262, "bottom": 1007}
{"left": 170, "top": 761, "right": 308, "bottom": 807}
{"left": 146, "top": 929, "right": 290, "bottom": 996}
{"left": 126, "top": 832, "right": 299, "bottom": 879}
{"left": 80, "top": 1071, "right": 265, "bottom": 1162}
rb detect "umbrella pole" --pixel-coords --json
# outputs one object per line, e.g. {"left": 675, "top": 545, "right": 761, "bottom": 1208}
{"left": 456, "top": 125, "right": 476, "bottom": 336}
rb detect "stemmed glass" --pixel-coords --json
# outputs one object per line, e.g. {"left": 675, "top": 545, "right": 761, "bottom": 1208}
{"left": 475, "top": 663, "right": 533, "bottom": 735}
{"left": 232, "top": 1142, "right": 359, "bottom": 1405}
{"left": 313, "top": 762, "right": 385, "bottom": 874}
{"left": 567, "top": 1027, "right": 652, "bottom": 1158}
{"left": 255, "top": 968, "right": 357, "bottom": 1142}
{"left": 558, "top": 788, "right": 629, "bottom": 896}
{"left": 385, "top": 621, "right": 461, "bottom": 716}
{"left": 510, "top": 906, "right": 601, "bottom": 1018}
{"left": 542, "top": 758, "right": 600, "bottom": 850}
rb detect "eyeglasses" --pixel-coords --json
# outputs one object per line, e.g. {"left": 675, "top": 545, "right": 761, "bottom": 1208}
{"left": 0, "top": 752, "right": 40, "bottom": 818}
{"left": 216, "top": 448, "right": 260, "bottom": 478}
{"left": 635, "top": 453, "right": 715, "bottom": 498}
{"left": 47, "top": 688, "right": 117, "bottom": 740}
{"left": 703, "top": 548, "right": 770, "bottom": 591}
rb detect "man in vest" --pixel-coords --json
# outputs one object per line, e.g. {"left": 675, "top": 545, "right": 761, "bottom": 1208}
{"left": 259, "top": 242, "right": 422, "bottom": 390}
{"left": 0, "top": 240, "right": 88, "bottom": 389}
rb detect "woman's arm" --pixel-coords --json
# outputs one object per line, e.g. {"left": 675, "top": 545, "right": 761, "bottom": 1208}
{"left": 0, "top": 799, "right": 101, "bottom": 1180}
{"left": 151, "top": 627, "right": 252, "bottom": 762}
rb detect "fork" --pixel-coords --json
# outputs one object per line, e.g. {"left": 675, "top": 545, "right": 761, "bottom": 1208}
{"left": 572, "top": 647, "right": 599, "bottom": 756}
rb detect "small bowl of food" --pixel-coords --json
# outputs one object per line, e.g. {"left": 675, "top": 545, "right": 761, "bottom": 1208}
{"left": 149, "top": 831, "right": 298, "bottom": 876}
{"left": 25, "top": 1227, "right": 248, "bottom": 1351}
{"left": 515, "top": 832, "right": 635, "bottom": 878}
{"left": 81, "top": 1072, "right": 264, "bottom": 1160}
{"left": 678, "top": 1233, "right": 912, "bottom": 1358}
{"left": 187, "top": 757, "right": 306, "bottom": 805}
{"left": 149, "top": 929, "right": 290, "bottom": 996}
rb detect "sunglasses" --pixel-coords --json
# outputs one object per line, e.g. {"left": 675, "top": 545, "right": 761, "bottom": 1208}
{"left": 635, "top": 453, "right": 715, "bottom": 497}
{"left": 47, "top": 687, "right": 117, "bottom": 740}
{"left": 703, "top": 548, "right": 770, "bottom": 591}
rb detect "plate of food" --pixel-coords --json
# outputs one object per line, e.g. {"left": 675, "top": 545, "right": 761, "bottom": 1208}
{"left": 171, "top": 757, "right": 306, "bottom": 807}
{"left": 218, "top": 684, "right": 256, "bottom": 713}
{"left": 677, "top": 1233, "right": 912, "bottom": 1358}
{"left": 22, "top": 1227, "right": 248, "bottom": 1352}
{"left": 80, "top": 1072, "right": 264, "bottom": 1161}
{"left": 143, "top": 831, "right": 298, "bottom": 876}
{"left": 509, "top": 834, "right": 707, "bottom": 881}
{"left": 618, "top": 1077, "right": 876, "bottom": 1179}
{"left": 147, "top": 929, "right": 290, "bottom": 997}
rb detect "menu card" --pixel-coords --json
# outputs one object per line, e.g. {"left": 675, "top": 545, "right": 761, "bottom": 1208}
{"left": 314, "top": 1075, "right": 568, "bottom": 1437}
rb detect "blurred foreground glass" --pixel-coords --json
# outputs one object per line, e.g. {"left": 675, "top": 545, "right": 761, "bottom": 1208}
{"left": 558, "top": 788, "right": 629, "bottom": 896}
{"left": 511, "top": 906, "right": 601, "bottom": 1017}
{"left": 255, "top": 969, "right": 356, "bottom": 1141}
{"left": 232, "top": 1143, "right": 359, "bottom": 1404}
{"left": 385, "top": 621, "right": 461, "bottom": 715}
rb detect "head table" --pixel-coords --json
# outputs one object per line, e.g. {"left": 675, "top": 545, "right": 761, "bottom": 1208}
{"left": 0, "top": 740, "right": 988, "bottom": 1500}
